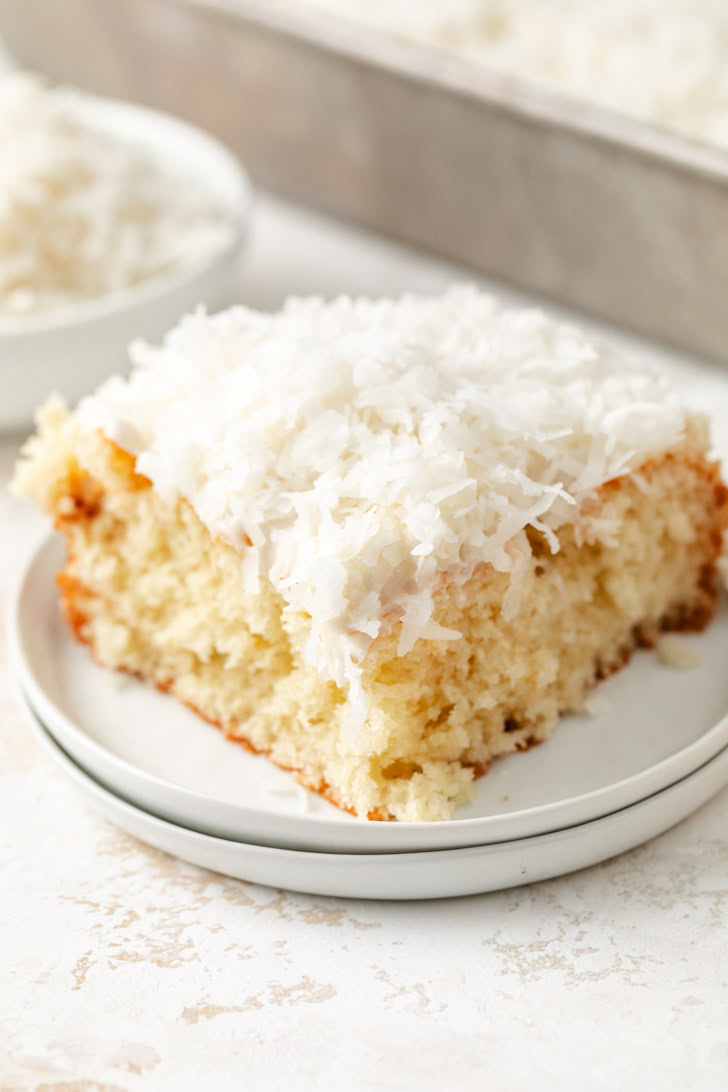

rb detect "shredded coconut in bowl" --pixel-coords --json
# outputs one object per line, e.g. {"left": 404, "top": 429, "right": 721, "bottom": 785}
{"left": 0, "top": 73, "right": 234, "bottom": 317}
{"left": 657, "top": 634, "right": 701, "bottom": 669}
{"left": 77, "top": 286, "right": 698, "bottom": 732}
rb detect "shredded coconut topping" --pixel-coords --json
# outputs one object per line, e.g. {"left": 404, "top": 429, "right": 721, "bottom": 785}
{"left": 77, "top": 286, "right": 692, "bottom": 733}
{"left": 0, "top": 74, "right": 233, "bottom": 316}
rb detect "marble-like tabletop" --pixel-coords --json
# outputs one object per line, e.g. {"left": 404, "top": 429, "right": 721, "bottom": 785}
{"left": 2, "top": 195, "right": 728, "bottom": 1092}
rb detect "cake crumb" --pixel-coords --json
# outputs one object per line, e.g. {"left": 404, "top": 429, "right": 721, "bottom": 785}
{"left": 108, "top": 672, "right": 132, "bottom": 693}
{"left": 657, "top": 634, "right": 701, "bottom": 670}
{"left": 263, "top": 777, "right": 299, "bottom": 797}
{"left": 299, "top": 786, "right": 320, "bottom": 814}
{"left": 583, "top": 694, "right": 610, "bottom": 717}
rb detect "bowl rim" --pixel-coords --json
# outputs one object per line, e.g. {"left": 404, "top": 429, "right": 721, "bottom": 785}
{"left": 0, "top": 91, "right": 253, "bottom": 338}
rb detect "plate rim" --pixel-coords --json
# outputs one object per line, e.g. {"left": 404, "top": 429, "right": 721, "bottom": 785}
{"left": 19, "top": 683, "right": 728, "bottom": 863}
{"left": 17, "top": 687, "right": 728, "bottom": 900}
{"left": 11, "top": 531, "right": 728, "bottom": 852}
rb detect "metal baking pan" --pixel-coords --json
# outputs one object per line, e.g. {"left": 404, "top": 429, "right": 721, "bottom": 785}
{"left": 2, "top": 0, "right": 728, "bottom": 362}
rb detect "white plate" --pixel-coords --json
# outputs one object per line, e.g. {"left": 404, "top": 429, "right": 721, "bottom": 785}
{"left": 0, "top": 92, "right": 251, "bottom": 431}
{"left": 10, "top": 533, "right": 728, "bottom": 853}
{"left": 17, "top": 688, "right": 728, "bottom": 900}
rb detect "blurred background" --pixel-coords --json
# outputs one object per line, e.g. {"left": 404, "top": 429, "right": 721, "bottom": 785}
{"left": 2, "top": 0, "right": 728, "bottom": 368}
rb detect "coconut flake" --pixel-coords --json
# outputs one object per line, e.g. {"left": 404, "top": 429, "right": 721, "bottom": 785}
{"left": 583, "top": 693, "right": 610, "bottom": 717}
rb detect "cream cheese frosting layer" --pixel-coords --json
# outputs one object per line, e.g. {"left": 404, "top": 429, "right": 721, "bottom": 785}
{"left": 77, "top": 286, "right": 694, "bottom": 735}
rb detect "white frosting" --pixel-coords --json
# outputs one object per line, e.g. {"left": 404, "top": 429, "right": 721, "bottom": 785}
{"left": 77, "top": 287, "right": 691, "bottom": 735}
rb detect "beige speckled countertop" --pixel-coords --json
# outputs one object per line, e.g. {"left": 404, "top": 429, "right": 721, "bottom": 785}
{"left": 2, "top": 195, "right": 728, "bottom": 1092}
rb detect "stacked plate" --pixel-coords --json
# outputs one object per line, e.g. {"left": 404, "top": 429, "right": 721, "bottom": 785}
{"left": 9, "top": 534, "right": 728, "bottom": 900}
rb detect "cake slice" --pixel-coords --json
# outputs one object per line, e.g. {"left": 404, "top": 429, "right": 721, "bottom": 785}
{"left": 14, "top": 287, "right": 728, "bottom": 821}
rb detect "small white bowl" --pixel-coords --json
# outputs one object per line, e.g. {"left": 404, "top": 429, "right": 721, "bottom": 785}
{"left": 0, "top": 93, "right": 252, "bottom": 433}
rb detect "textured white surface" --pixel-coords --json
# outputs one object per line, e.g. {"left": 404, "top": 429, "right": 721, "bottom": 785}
{"left": 3, "top": 195, "right": 728, "bottom": 1090}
